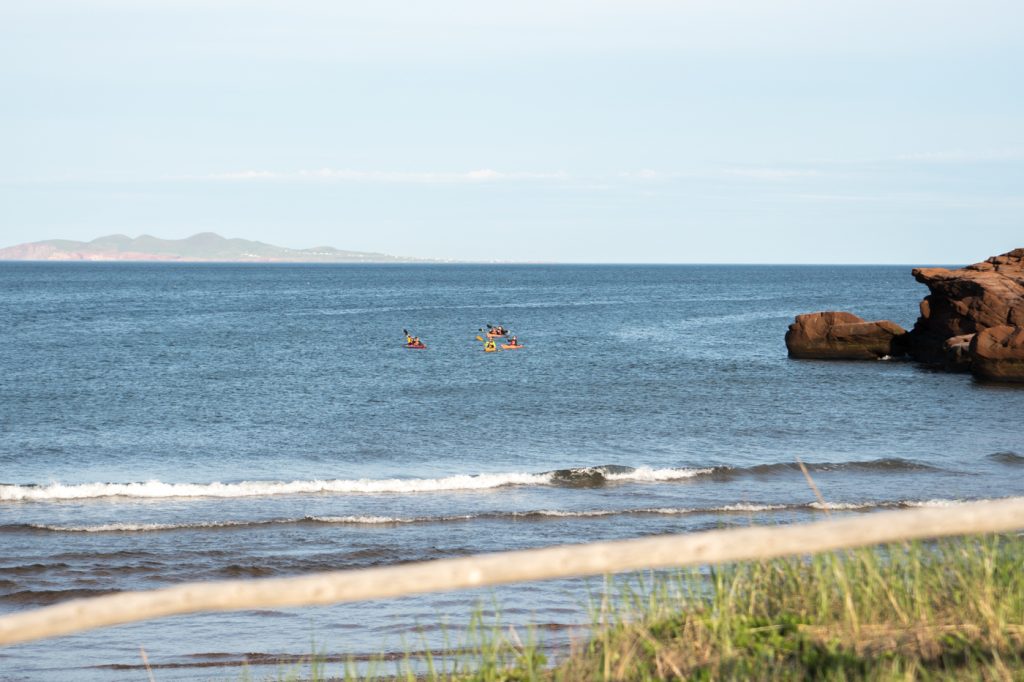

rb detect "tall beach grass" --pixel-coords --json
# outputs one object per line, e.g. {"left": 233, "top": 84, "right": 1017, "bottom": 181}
{"left": 269, "top": 533, "right": 1024, "bottom": 681}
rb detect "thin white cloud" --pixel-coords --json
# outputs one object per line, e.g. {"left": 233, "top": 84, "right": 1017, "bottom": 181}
{"left": 203, "top": 168, "right": 569, "bottom": 183}
{"left": 888, "top": 149, "right": 1024, "bottom": 163}
{"left": 211, "top": 170, "right": 278, "bottom": 180}
{"left": 784, "top": 192, "right": 1024, "bottom": 208}
{"left": 616, "top": 167, "right": 825, "bottom": 182}
{"left": 617, "top": 169, "right": 662, "bottom": 180}
{"left": 722, "top": 168, "right": 822, "bottom": 180}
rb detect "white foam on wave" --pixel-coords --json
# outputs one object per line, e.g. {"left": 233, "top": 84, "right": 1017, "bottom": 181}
{"left": 22, "top": 507, "right": 772, "bottom": 531}
{"left": 900, "top": 499, "right": 965, "bottom": 508}
{"left": 806, "top": 497, "right": 1024, "bottom": 512}
{"left": 640, "top": 503, "right": 791, "bottom": 514}
{"left": 0, "top": 472, "right": 554, "bottom": 502}
{"left": 808, "top": 501, "right": 874, "bottom": 511}
{"left": 895, "top": 497, "right": 1024, "bottom": 509}
{"left": 603, "top": 466, "right": 714, "bottom": 482}
{"left": 715, "top": 503, "right": 791, "bottom": 512}
{"left": 24, "top": 497, "right": 1016, "bottom": 532}
{"left": 527, "top": 504, "right": 792, "bottom": 517}
{"left": 0, "top": 466, "right": 720, "bottom": 502}
{"left": 808, "top": 497, "right": 1024, "bottom": 512}
{"left": 528, "top": 509, "right": 617, "bottom": 518}
{"left": 30, "top": 515, "right": 455, "bottom": 532}
{"left": 294, "top": 515, "right": 426, "bottom": 524}
{"left": 30, "top": 520, "right": 252, "bottom": 532}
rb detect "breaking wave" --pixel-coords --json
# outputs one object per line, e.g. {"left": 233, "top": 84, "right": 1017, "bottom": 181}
{"left": 0, "top": 473, "right": 546, "bottom": 501}
{"left": 0, "top": 466, "right": 711, "bottom": 502}
{"left": 546, "top": 465, "right": 712, "bottom": 487}
{"left": 0, "top": 457, "right": 943, "bottom": 503}
{"left": 7, "top": 497, "right": 1016, "bottom": 533}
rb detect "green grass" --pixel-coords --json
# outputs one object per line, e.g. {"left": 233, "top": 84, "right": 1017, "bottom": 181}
{"left": 268, "top": 534, "right": 1024, "bottom": 681}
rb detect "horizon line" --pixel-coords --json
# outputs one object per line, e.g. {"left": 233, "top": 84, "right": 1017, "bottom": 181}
{"left": 0, "top": 259, "right": 960, "bottom": 267}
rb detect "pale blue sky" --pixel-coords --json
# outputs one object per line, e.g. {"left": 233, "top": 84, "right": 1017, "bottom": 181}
{"left": 1, "top": 0, "right": 1021, "bottom": 262}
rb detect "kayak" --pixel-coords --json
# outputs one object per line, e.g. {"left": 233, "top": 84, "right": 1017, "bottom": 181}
{"left": 484, "top": 346, "right": 498, "bottom": 353}
{"left": 487, "top": 332, "right": 507, "bottom": 339}
{"left": 501, "top": 344, "right": 524, "bottom": 350}
{"left": 405, "top": 343, "right": 427, "bottom": 350}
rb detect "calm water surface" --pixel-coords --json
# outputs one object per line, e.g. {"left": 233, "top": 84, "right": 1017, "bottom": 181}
{"left": 1, "top": 263, "right": 1022, "bottom": 680}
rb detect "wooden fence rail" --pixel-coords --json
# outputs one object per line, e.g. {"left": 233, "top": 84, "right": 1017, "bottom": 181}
{"left": 2, "top": 497, "right": 1023, "bottom": 647}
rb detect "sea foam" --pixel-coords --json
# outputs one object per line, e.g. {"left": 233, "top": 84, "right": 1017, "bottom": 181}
{"left": 0, "top": 466, "right": 711, "bottom": 502}
{"left": 19, "top": 498, "right": 1019, "bottom": 533}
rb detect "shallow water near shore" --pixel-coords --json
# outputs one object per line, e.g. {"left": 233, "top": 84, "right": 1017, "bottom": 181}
{"left": 1, "top": 263, "right": 1023, "bottom": 680}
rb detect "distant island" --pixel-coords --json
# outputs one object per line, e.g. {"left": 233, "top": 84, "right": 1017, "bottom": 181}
{"left": 0, "top": 232, "right": 439, "bottom": 263}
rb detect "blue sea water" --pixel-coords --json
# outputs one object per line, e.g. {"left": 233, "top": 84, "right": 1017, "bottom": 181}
{"left": 1, "top": 263, "right": 1022, "bottom": 680}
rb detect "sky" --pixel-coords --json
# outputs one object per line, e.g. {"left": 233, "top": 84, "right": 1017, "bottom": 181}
{"left": 1, "top": 0, "right": 1022, "bottom": 263}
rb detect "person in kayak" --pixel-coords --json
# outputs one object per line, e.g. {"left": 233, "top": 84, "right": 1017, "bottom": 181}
{"left": 507, "top": 335, "right": 520, "bottom": 347}
{"left": 484, "top": 339, "right": 497, "bottom": 352}
{"left": 405, "top": 331, "right": 424, "bottom": 348}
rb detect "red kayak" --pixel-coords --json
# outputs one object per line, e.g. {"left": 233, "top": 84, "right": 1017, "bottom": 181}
{"left": 405, "top": 343, "right": 427, "bottom": 350}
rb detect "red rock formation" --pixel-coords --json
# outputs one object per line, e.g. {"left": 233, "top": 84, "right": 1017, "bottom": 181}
{"left": 909, "top": 249, "right": 1024, "bottom": 364}
{"left": 786, "top": 311, "right": 907, "bottom": 360}
{"left": 970, "top": 326, "right": 1024, "bottom": 382}
{"left": 786, "top": 249, "right": 1023, "bottom": 384}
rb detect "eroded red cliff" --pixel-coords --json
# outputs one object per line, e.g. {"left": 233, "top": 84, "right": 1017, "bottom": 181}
{"left": 909, "top": 248, "right": 1024, "bottom": 366}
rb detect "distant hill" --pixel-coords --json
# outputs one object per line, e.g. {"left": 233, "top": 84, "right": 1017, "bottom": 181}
{"left": 0, "top": 233, "right": 436, "bottom": 263}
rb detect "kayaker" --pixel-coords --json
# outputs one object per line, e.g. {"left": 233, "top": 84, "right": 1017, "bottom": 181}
{"left": 508, "top": 336, "right": 519, "bottom": 347}
{"left": 484, "top": 339, "right": 497, "bottom": 352}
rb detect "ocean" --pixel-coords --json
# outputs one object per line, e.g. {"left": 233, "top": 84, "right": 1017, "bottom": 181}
{"left": 1, "top": 263, "right": 1022, "bottom": 680}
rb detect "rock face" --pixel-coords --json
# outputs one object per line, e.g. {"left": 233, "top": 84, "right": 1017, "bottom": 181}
{"left": 785, "top": 312, "right": 907, "bottom": 360}
{"left": 909, "top": 249, "right": 1024, "bottom": 365}
{"left": 786, "top": 249, "right": 1024, "bottom": 383}
{"left": 970, "top": 326, "right": 1024, "bottom": 382}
